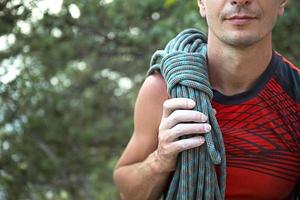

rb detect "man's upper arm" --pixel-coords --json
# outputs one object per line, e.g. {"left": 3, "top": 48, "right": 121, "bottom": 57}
{"left": 115, "top": 73, "right": 169, "bottom": 168}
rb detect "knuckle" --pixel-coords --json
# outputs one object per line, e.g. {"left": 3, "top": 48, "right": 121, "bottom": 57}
{"left": 159, "top": 118, "right": 167, "bottom": 130}
{"left": 164, "top": 131, "right": 173, "bottom": 143}
{"left": 159, "top": 144, "right": 173, "bottom": 158}
{"left": 163, "top": 100, "right": 170, "bottom": 110}
{"left": 158, "top": 134, "right": 164, "bottom": 142}
{"left": 164, "top": 117, "right": 172, "bottom": 128}
{"left": 171, "top": 110, "right": 182, "bottom": 122}
{"left": 158, "top": 130, "right": 170, "bottom": 143}
{"left": 171, "top": 143, "right": 181, "bottom": 153}
{"left": 168, "top": 113, "right": 178, "bottom": 125}
{"left": 158, "top": 125, "right": 163, "bottom": 132}
{"left": 172, "top": 110, "right": 180, "bottom": 116}
{"left": 159, "top": 144, "right": 166, "bottom": 154}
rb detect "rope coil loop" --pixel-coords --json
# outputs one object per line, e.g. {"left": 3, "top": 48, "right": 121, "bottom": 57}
{"left": 147, "top": 28, "right": 226, "bottom": 200}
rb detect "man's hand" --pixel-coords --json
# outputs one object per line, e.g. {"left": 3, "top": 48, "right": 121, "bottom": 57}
{"left": 152, "top": 98, "right": 211, "bottom": 173}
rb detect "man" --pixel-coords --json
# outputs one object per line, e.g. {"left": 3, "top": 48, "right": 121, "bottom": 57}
{"left": 114, "top": 0, "right": 300, "bottom": 199}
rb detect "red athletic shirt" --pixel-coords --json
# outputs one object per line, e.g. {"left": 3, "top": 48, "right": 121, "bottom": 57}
{"left": 212, "top": 52, "right": 300, "bottom": 200}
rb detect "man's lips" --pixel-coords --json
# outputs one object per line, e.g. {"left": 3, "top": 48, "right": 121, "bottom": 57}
{"left": 224, "top": 15, "right": 257, "bottom": 25}
{"left": 227, "top": 15, "right": 257, "bottom": 20}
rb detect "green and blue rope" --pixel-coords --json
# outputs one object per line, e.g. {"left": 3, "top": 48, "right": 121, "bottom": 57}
{"left": 147, "top": 28, "right": 226, "bottom": 200}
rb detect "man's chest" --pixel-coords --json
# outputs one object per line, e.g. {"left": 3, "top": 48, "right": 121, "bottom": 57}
{"left": 212, "top": 99, "right": 300, "bottom": 200}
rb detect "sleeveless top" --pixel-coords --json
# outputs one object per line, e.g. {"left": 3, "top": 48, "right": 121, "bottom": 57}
{"left": 213, "top": 52, "right": 300, "bottom": 200}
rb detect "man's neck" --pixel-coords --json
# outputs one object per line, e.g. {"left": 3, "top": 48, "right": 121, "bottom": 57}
{"left": 207, "top": 34, "right": 273, "bottom": 96}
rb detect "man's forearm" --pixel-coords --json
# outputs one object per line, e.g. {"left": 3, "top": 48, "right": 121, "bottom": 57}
{"left": 114, "top": 151, "right": 172, "bottom": 200}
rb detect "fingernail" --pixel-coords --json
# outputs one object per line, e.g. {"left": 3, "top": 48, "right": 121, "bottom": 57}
{"left": 199, "top": 137, "right": 205, "bottom": 143}
{"left": 205, "top": 124, "right": 211, "bottom": 132}
{"left": 188, "top": 99, "right": 195, "bottom": 107}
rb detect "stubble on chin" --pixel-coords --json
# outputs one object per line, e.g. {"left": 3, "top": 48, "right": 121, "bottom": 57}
{"left": 219, "top": 33, "right": 263, "bottom": 49}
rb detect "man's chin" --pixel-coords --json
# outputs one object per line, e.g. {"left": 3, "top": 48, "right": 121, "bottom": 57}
{"left": 221, "top": 34, "right": 262, "bottom": 49}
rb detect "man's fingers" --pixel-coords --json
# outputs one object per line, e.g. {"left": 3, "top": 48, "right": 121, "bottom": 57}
{"left": 213, "top": 108, "right": 217, "bottom": 115}
{"left": 162, "top": 98, "right": 195, "bottom": 118}
{"left": 167, "top": 123, "right": 211, "bottom": 141}
{"left": 168, "top": 136, "right": 205, "bottom": 154}
{"left": 164, "top": 110, "right": 208, "bottom": 129}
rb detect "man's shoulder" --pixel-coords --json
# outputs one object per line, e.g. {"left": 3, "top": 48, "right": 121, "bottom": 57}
{"left": 275, "top": 52, "right": 300, "bottom": 75}
{"left": 142, "top": 72, "right": 169, "bottom": 98}
{"left": 274, "top": 52, "right": 300, "bottom": 103}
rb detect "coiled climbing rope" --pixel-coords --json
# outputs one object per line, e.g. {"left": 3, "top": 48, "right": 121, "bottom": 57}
{"left": 147, "top": 28, "right": 226, "bottom": 200}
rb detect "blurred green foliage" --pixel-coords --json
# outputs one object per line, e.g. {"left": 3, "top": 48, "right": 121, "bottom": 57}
{"left": 0, "top": 0, "right": 299, "bottom": 199}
